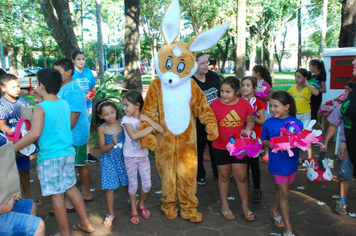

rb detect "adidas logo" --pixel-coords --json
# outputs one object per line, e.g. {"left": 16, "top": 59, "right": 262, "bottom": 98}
{"left": 220, "top": 110, "right": 243, "bottom": 127}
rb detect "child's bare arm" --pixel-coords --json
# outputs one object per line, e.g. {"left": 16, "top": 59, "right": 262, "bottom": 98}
{"left": 262, "top": 140, "right": 271, "bottom": 148}
{"left": 304, "top": 80, "right": 319, "bottom": 96}
{"left": 140, "top": 114, "right": 164, "bottom": 133}
{"left": 98, "top": 125, "right": 117, "bottom": 154}
{"left": 123, "top": 123, "right": 154, "bottom": 141}
{"left": 14, "top": 106, "right": 44, "bottom": 152}
{"left": 255, "top": 109, "right": 265, "bottom": 126}
{"left": 0, "top": 120, "right": 11, "bottom": 134}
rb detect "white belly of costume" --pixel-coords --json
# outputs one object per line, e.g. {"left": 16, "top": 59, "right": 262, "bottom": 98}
{"left": 162, "top": 80, "right": 191, "bottom": 135}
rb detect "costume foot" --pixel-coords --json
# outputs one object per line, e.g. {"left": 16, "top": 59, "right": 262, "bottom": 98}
{"left": 161, "top": 204, "right": 178, "bottom": 219}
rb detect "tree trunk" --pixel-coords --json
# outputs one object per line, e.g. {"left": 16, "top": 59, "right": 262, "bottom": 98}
{"left": 123, "top": 0, "right": 142, "bottom": 92}
{"left": 96, "top": 0, "right": 105, "bottom": 84}
{"left": 235, "top": 0, "right": 246, "bottom": 79}
{"left": 319, "top": 0, "right": 328, "bottom": 59}
{"left": 151, "top": 36, "right": 157, "bottom": 81}
{"left": 8, "top": 43, "right": 16, "bottom": 74}
{"left": 40, "top": 0, "right": 79, "bottom": 58}
{"left": 297, "top": 3, "right": 302, "bottom": 68}
{"left": 274, "top": 44, "right": 282, "bottom": 72}
{"left": 0, "top": 32, "right": 5, "bottom": 69}
{"left": 339, "top": 0, "right": 356, "bottom": 47}
{"left": 249, "top": 33, "right": 257, "bottom": 72}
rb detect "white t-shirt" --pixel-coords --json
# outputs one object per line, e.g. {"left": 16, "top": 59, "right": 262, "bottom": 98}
{"left": 122, "top": 115, "right": 148, "bottom": 157}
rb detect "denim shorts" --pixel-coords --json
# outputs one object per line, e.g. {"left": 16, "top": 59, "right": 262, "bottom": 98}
{"left": 16, "top": 155, "right": 31, "bottom": 171}
{"left": 338, "top": 156, "right": 353, "bottom": 180}
{"left": 0, "top": 199, "right": 41, "bottom": 236}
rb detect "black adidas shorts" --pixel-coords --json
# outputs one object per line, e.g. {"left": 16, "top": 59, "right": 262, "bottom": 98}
{"left": 212, "top": 147, "right": 248, "bottom": 165}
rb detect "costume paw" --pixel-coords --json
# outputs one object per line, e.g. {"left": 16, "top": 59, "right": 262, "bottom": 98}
{"left": 139, "top": 134, "right": 157, "bottom": 151}
{"left": 161, "top": 205, "right": 179, "bottom": 219}
{"left": 206, "top": 125, "right": 219, "bottom": 141}
{"left": 181, "top": 208, "right": 202, "bottom": 223}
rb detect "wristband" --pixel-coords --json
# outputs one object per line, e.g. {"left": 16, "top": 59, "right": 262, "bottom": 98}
{"left": 341, "top": 140, "right": 346, "bottom": 143}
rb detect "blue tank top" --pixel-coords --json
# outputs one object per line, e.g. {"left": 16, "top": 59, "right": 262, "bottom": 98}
{"left": 37, "top": 99, "right": 74, "bottom": 164}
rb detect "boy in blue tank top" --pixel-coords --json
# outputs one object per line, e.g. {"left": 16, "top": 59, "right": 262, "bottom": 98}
{"left": 14, "top": 69, "right": 95, "bottom": 236}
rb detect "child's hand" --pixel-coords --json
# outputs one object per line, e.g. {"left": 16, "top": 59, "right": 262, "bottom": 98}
{"left": 112, "top": 134, "right": 118, "bottom": 145}
{"left": 151, "top": 110, "right": 159, "bottom": 119}
{"left": 33, "top": 91, "right": 43, "bottom": 103}
{"left": 304, "top": 80, "right": 310, "bottom": 86}
{"left": 240, "top": 129, "right": 251, "bottom": 138}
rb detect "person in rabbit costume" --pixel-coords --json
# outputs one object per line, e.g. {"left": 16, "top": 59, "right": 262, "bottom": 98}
{"left": 138, "top": 0, "right": 228, "bottom": 222}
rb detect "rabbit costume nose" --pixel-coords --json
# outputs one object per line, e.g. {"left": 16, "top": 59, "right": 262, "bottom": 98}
{"left": 161, "top": 72, "right": 183, "bottom": 87}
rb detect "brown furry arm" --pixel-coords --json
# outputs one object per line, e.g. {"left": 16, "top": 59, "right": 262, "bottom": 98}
{"left": 138, "top": 79, "right": 161, "bottom": 150}
{"left": 191, "top": 80, "right": 219, "bottom": 141}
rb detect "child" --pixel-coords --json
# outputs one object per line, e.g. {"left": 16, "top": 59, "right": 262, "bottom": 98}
{"left": 210, "top": 76, "right": 255, "bottom": 221}
{"left": 121, "top": 90, "right": 164, "bottom": 225}
{"left": 288, "top": 68, "right": 319, "bottom": 161}
{"left": 95, "top": 99, "right": 129, "bottom": 227}
{"left": 14, "top": 68, "right": 94, "bottom": 236}
{"left": 252, "top": 65, "right": 273, "bottom": 161}
{"left": 0, "top": 73, "right": 42, "bottom": 207}
{"left": 261, "top": 90, "right": 303, "bottom": 236}
{"left": 241, "top": 76, "right": 265, "bottom": 203}
{"left": 309, "top": 59, "right": 327, "bottom": 126}
{"left": 322, "top": 105, "right": 353, "bottom": 215}
{"left": 318, "top": 81, "right": 353, "bottom": 132}
{"left": 0, "top": 195, "right": 45, "bottom": 235}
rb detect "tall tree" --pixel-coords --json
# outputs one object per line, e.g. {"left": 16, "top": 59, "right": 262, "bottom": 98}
{"left": 339, "top": 0, "right": 356, "bottom": 47}
{"left": 96, "top": 0, "right": 104, "bottom": 83}
{"left": 319, "top": 0, "right": 328, "bottom": 59}
{"left": 123, "top": 0, "right": 142, "bottom": 91}
{"left": 40, "top": 0, "right": 79, "bottom": 58}
{"left": 236, "top": 0, "right": 246, "bottom": 78}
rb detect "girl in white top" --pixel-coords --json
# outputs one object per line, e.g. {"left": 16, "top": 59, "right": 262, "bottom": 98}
{"left": 122, "top": 91, "right": 164, "bottom": 225}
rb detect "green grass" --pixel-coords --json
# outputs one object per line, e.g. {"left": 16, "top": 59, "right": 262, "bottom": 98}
{"left": 20, "top": 94, "right": 36, "bottom": 108}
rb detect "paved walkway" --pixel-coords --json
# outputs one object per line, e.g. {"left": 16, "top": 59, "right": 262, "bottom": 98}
{"left": 28, "top": 140, "right": 356, "bottom": 236}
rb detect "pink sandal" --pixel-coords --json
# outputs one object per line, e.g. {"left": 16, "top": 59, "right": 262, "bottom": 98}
{"left": 137, "top": 206, "right": 150, "bottom": 219}
{"left": 130, "top": 214, "right": 140, "bottom": 224}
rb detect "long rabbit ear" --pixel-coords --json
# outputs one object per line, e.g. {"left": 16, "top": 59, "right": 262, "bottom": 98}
{"left": 310, "top": 159, "right": 315, "bottom": 168}
{"left": 189, "top": 23, "right": 230, "bottom": 52}
{"left": 161, "top": 0, "right": 180, "bottom": 45}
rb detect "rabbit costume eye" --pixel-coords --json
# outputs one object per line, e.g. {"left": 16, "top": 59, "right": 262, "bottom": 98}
{"left": 177, "top": 62, "right": 185, "bottom": 73}
{"left": 166, "top": 59, "right": 173, "bottom": 70}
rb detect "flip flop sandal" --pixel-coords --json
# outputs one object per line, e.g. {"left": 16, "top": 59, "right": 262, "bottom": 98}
{"left": 137, "top": 206, "right": 150, "bottom": 219}
{"left": 72, "top": 224, "right": 95, "bottom": 233}
{"left": 271, "top": 213, "right": 285, "bottom": 228}
{"left": 130, "top": 214, "right": 140, "bottom": 225}
{"left": 220, "top": 209, "right": 235, "bottom": 220}
{"left": 102, "top": 214, "right": 115, "bottom": 227}
{"left": 243, "top": 210, "right": 255, "bottom": 221}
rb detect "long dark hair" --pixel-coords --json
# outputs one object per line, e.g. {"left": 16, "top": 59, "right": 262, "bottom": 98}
{"left": 95, "top": 99, "right": 121, "bottom": 124}
{"left": 123, "top": 90, "right": 144, "bottom": 111}
{"left": 310, "top": 59, "right": 326, "bottom": 77}
{"left": 252, "top": 65, "right": 272, "bottom": 87}
{"left": 295, "top": 68, "right": 311, "bottom": 80}
{"left": 270, "top": 90, "right": 297, "bottom": 117}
